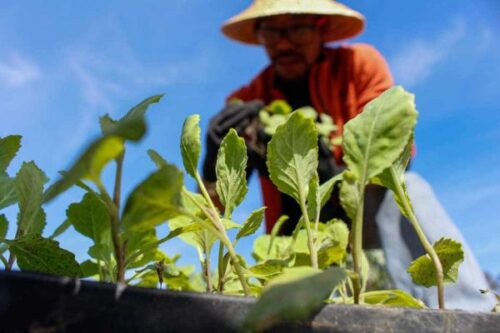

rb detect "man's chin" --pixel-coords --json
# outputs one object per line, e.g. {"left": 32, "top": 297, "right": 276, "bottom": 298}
{"left": 275, "top": 65, "right": 307, "bottom": 80}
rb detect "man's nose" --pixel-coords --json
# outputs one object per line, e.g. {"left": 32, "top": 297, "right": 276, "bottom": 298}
{"left": 274, "top": 33, "right": 295, "bottom": 51}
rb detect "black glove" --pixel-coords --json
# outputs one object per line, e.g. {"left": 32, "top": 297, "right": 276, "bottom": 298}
{"left": 203, "top": 100, "right": 264, "bottom": 182}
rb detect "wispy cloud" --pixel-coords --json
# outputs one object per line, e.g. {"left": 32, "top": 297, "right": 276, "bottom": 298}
{"left": 0, "top": 52, "right": 41, "bottom": 87}
{"left": 389, "top": 18, "right": 466, "bottom": 87}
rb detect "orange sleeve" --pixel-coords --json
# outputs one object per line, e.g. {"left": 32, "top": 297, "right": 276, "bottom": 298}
{"left": 351, "top": 43, "right": 394, "bottom": 114}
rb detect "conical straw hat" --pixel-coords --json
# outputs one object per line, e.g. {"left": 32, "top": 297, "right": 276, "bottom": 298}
{"left": 222, "top": 0, "right": 365, "bottom": 45}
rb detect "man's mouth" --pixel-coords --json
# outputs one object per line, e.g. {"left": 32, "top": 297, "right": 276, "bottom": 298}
{"left": 273, "top": 53, "right": 304, "bottom": 66}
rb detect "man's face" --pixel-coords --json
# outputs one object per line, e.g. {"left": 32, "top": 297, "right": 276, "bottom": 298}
{"left": 256, "top": 14, "right": 323, "bottom": 80}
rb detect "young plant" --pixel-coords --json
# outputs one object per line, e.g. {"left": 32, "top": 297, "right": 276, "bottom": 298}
{"left": 0, "top": 135, "right": 80, "bottom": 277}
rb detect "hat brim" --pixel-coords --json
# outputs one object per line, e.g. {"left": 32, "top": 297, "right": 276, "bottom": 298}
{"left": 221, "top": 1, "right": 365, "bottom": 45}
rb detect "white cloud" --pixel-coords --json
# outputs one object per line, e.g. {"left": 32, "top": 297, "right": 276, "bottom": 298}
{"left": 390, "top": 18, "right": 466, "bottom": 87}
{"left": 0, "top": 52, "right": 41, "bottom": 87}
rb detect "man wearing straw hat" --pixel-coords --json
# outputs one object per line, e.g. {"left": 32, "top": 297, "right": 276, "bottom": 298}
{"left": 203, "top": 0, "right": 391, "bottom": 237}
{"left": 202, "top": 0, "right": 495, "bottom": 310}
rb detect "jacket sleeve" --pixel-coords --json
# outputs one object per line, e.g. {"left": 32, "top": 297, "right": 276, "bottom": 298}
{"left": 351, "top": 43, "right": 394, "bottom": 113}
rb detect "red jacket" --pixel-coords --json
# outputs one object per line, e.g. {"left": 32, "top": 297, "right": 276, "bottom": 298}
{"left": 228, "top": 43, "right": 394, "bottom": 232}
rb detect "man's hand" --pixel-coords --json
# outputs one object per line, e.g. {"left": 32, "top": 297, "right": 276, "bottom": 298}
{"left": 203, "top": 100, "right": 264, "bottom": 182}
{"left": 207, "top": 100, "right": 264, "bottom": 145}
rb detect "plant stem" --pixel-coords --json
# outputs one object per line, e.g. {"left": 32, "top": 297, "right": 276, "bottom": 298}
{"left": 97, "top": 182, "right": 125, "bottom": 284}
{"left": 390, "top": 168, "right": 445, "bottom": 309}
{"left": 351, "top": 186, "right": 365, "bottom": 304}
{"left": 299, "top": 195, "right": 318, "bottom": 269}
{"left": 203, "top": 238, "right": 212, "bottom": 292}
{"left": 217, "top": 241, "right": 226, "bottom": 292}
{"left": 192, "top": 173, "right": 250, "bottom": 296}
{"left": 113, "top": 152, "right": 124, "bottom": 212}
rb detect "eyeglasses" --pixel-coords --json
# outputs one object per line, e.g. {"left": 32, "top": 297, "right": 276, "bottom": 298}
{"left": 256, "top": 24, "right": 318, "bottom": 46}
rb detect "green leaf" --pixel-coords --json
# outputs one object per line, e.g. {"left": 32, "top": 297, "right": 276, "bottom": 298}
{"left": 339, "top": 170, "right": 359, "bottom": 220}
{"left": 362, "top": 289, "right": 426, "bottom": 309}
{"left": 267, "top": 111, "right": 318, "bottom": 203}
{"left": 0, "top": 214, "right": 8, "bottom": 239}
{"left": 371, "top": 137, "right": 414, "bottom": 218}
{"left": 253, "top": 234, "right": 292, "bottom": 261}
{"left": 0, "top": 172, "right": 17, "bottom": 209}
{"left": 216, "top": 129, "right": 248, "bottom": 217}
{"left": 343, "top": 86, "right": 417, "bottom": 185}
{"left": 180, "top": 114, "right": 201, "bottom": 179}
{"left": 147, "top": 149, "right": 168, "bottom": 168}
{"left": 0, "top": 135, "right": 22, "bottom": 172}
{"left": 120, "top": 94, "right": 163, "bottom": 124}
{"left": 15, "top": 162, "right": 47, "bottom": 236}
{"left": 66, "top": 192, "right": 109, "bottom": 243}
{"left": 5, "top": 234, "right": 80, "bottom": 277}
{"left": 247, "top": 259, "right": 288, "bottom": 279}
{"left": 122, "top": 163, "right": 183, "bottom": 231}
{"left": 43, "top": 102, "right": 151, "bottom": 203}
{"left": 408, "top": 238, "right": 464, "bottom": 287}
{"left": 307, "top": 172, "right": 320, "bottom": 222}
{"left": 99, "top": 114, "right": 118, "bottom": 136}
{"left": 125, "top": 228, "right": 158, "bottom": 269}
{"left": 243, "top": 267, "right": 346, "bottom": 332}
{"left": 85, "top": 136, "right": 124, "bottom": 183}
{"left": 79, "top": 259, "right": 100, "bottom": 278}
{"left": 49, "top": 219, "right": 72, "bottom": 239}
{"left": 236, "top": 207, "right": 266, "bottom": 240}
{"left": 317, "top": 220, "right": 349, "bottom": 268}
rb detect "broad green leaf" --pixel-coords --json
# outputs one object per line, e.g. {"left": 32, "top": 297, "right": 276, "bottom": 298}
{"left": 216, "top": 129, "right": 248, "bottom": 217}
{"left": 247, "top": 259, "right": 288, "bottom": 279}
{"left": 15, "top": 162, "right": 47, "bottom": 235}
{"left": 236, "top": 207, "right": 266, "bottom": 240}
{"left": 266, "top": 266, "right": 320, "bottom": 287}
{"left": 0, "top": 214, "right": 8, "bottom": 238}
{"left": 253, "top": 234, "right": 291, "bottom": 261}
{"left": 342, "top": 86, "right": 417, "bottom": 185}
{"left": 362, "top": 289, "right": 426, "bottom": 309}
{"left": 307, "top": 172, "right": 320, "bottom": 222}
{"left": 0, "top": 135, "right": 22, "bottom": 172}
{"left": 66, "top": 192, "right": 109, "bottom": 243}
{"left": 267, "top": 100, "right": 292, "bottom": 115}
{"left": 84, "top": 136, "right": 124, "bottom": 183}
{"left": 122, "top": 163, "right": 183, "bottom": 231}
{"left": 339, "top": 170, "right": 359, "bottom": 220}
{"left": 317, "top": 220, "right": 349, "bottom": 267}
{"left": 80, "top": 259, "right": 100, "bottom": 278}
{"left": 267, "top": 112, "right": 318, "bottom": 203}
{"left": 49, "top": 219, "right": 72, "bottom": 239}
{"left": 0, "top": 172, "right": 17, "bottom": 209}
{"left": 147, "top": 149, "right": 168, "bottom": 168}
{"left": 43, "top": 108, "right": 149, "bottom": 203}
{"left": 407, "top": 238, "right": 464, "bottom": 287}
{"left": 121, "top": 94, "right": 163, "bottom": 124}
{"left": 5, "top": 235, "right": 80, "bottom": 277}
{"left": 372, "top": 137, "right": 414, "bottom": 218}
{"left": 180, "top": 114, "right": 201, "bottom": 178}
{"left": 88, "top": 242, "right": 113, "bottom": 263}
{"left": 243, "top": 267, "right": 346, "bottom": 332}
{"left": 125, "top": 228, "right": 159, "bottom": 269}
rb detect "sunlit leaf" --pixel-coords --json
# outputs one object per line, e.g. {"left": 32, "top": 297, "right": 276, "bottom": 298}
{"left": 267, "top": 112, "right": 318, "bottom": 203}
{"left": 66, "top": 192, "right": 109, "bottom": 244}
{"left": 0, "top": 172, "right": 17, "bottom": 210}
{"left": 236, "top": 207, "right": 265, "bottom": 240}
{"left": 180, "top": 114, "right": 201, "bottom": 178}
{"left": 408, "top": 238, "right": 464, "bottom": 287}
{"left": 362, "top": 289, "right": 426, "bottom": 309}
{"left": 343, "top": 86, "right": 417, "bottom": 185}
{"left": 216, "top": 129, "right": 248, "bottom": 217}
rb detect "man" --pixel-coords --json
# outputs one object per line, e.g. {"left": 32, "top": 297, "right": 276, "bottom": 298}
{"left": 202, "top": 0, "right": 495, "bottom": 310}
{"left": 203, "top": 0, "right": 390, "bottom": 240}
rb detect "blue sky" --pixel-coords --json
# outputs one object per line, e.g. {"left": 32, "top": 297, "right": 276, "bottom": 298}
{"left": 1, "top": 1, "right": 499, "bottom": 278}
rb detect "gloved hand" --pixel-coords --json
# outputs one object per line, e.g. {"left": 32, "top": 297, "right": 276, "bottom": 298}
{"left": 206, "top": 100, "right": 264, "bottom": 146}
{"left": 203, "top": 100, "right": 265, "bottom": 182}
